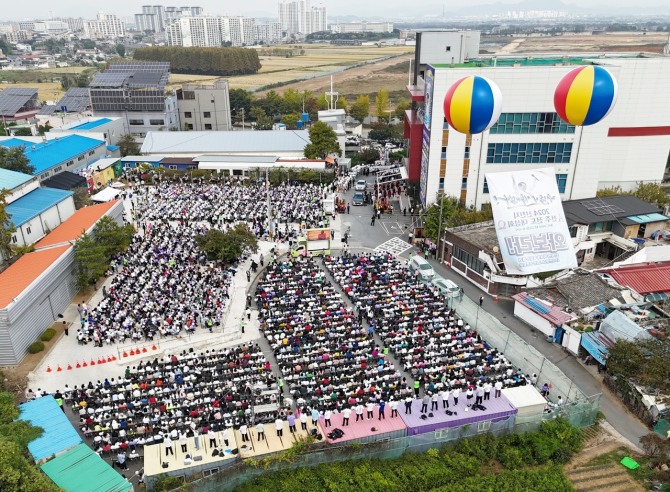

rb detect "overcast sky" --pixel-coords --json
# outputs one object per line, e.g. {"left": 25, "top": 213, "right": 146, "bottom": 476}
{"left": 1, "top": 1, "right": 665, "bottom": 21}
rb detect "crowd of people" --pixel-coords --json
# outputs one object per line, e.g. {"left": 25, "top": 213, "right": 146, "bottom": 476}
{"left": 77, "top": 222, "right": 233, "bottom": 346}
{"left": 65, "top": 344, "right": 280, "bottom": 457}
{"left": 324, "top": 253, "right": 527, "bottom": 398}
{"left": 255, "top": 257, "right": 410, "bottom": 414}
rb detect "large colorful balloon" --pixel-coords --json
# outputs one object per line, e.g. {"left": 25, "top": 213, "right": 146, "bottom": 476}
{"left": 443, "top": 75, "right": 503, "bottom": 134}
{"left": 554, "top": 66, "right": 618, "bottom": 126}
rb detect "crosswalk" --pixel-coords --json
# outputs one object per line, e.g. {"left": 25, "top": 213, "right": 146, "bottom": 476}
{"left": 375, "top": 237, "right": 413, "bottom": 257}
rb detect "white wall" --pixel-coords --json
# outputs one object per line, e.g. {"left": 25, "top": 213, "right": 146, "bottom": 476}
{"left": 561, "top": 325, "right": 582, "bottom": 356}
{"left": 424, "top": 58, "right": 670, "bottom": 208}
{"left": 513, "top": 302, "right": 554, "bottom": 337}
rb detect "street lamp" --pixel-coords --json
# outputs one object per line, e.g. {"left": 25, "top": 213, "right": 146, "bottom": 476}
{"left": 236, "top": 107, "right": 245, "bottom": 131}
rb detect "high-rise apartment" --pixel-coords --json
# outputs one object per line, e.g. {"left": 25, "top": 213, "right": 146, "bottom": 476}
{"left": 279, "top": 0, "right": 327, "bottom": 35}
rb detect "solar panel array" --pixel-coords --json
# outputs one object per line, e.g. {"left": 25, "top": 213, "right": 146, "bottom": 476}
{"left": 38, "top": 88, "right": 91, "bottom": 115}
{"left": 0, "top": 88, "right": 39, "bottom": 116}
{"left": 581, "top": 199, "right": 625, "bottom": 217}
{"left": 90, "top": 72, "right": 129, "bottom": 88}
{"left": 90, "top": 62, "right": 169, "bottom": 89}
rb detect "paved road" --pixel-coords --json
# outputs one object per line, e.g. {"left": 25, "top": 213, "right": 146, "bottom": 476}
{"left": 334, "top": 181, "right": 650, "bottom": 449}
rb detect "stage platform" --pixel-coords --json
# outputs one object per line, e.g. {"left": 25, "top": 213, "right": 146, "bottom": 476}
{"left": 235, "top": 419, "right": 320, "bottom": 458}
{"left": 317, "top": 407, "right": 407, "bottom": 445}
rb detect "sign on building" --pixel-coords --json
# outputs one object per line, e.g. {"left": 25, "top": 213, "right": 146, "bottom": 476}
{"left": 485, "top": 167, "right": 577, "bottom": 275}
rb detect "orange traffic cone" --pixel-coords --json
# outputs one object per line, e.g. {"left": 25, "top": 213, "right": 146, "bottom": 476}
{"left": 90, "top": 359, "right": 96, "bottom": 366}
{"left": 57, "top": 365, "right": 62, "bottom": 372}
{"left": 111, "top": 354, "right": 117, "bottom": 361}
{"left": 76, "top": 361, "right": 81, "bottom": 368}
{"left": 98, "top": 357, "right": 105, "bottom": 364}
{"left": 123, "top": 351, "right": 128, "bottom": 358}
{"left": 129, "top": 348, "right": 135, "bottom": 356}
{"left": 107, "top": 356, "right": 113, "bottom": 363}
{"left": 494, "top": 295, "right": 499, "bottom": 304}
{"left": 46, "top": 365, "right": 52, "bottom": 373}
{"left": 142, "top": 347, "right": 148, "bottom": 353}
{"left": 152, "top": 345, "right": 157, "bottom": 351}
{"left": 67, "top": 363, "right": 73, "bottom": 370}
{"left": 82, "top": 361, "right": 88, "bottom": 367}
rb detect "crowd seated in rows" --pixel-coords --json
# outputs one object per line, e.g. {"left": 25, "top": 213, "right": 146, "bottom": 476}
{"left": 78, "top": 223, "right": 232, "bottom": 346}
{"left": 255, "top": 256, "right": 407, "bottom": 413}
{"left": 324, "top": 253, "right": 526, "bottom": 395}
{"left": 64, "top": 344, "right": 280, "bottom": 455}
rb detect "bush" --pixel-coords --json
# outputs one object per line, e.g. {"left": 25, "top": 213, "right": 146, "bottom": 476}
{"left": 28, "top": 341, "right": 45, "bottom": 354}
{"left": 40, "top": 328, "right": 56, "bottom": 342}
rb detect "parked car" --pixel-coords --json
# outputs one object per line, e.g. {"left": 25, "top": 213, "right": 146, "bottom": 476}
{"left": 355, "top": 179, "right": 367, "bottom": 191}
{"left": 408, "top": 255, "right": 435, "bottom": 282}
{"left": 432, "top": 278, "right": 460, "bottom": 298}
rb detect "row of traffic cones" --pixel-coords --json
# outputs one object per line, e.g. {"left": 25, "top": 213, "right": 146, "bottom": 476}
{"left": 122, "top": 345, "right": 158, "bottom": 358}
{"left": 46, "top": 354, "right": 118, "bottom": 373}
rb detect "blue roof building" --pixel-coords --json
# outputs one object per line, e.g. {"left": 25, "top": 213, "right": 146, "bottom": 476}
{"left": 69, "top": 118, "right": 112, "bottom": 130}
{"left": 5, "top": 187, "right": 74, "bottom": 227}
{"left": 0, "top": 134, "right": 108, "bottom": 181}
{"left": 0, "top": 168, "right": 34, "bottom": 191}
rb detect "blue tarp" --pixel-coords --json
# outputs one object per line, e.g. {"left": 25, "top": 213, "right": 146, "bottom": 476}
{"left": 19, "top": 395, "right": 82, "bottom": 462}
{"left": 580, "top": 331, "right": 611, "bottom": 365}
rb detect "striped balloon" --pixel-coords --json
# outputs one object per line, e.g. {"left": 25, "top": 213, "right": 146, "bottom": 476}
{"left": 443, "top": 75, "right": 503, "bottom": 134}
{"left": 554, "top": 66, "right": 618, "bottom": 126}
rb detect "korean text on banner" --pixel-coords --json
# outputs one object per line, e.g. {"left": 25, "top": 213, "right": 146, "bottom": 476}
{"left": 485, "top": 168, "right": 577, "bottom": 275}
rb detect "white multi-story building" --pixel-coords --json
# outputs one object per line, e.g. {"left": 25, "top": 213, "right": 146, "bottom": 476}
{"left": 408, "top": 55, "right": 670, "bottom": 208}
{"left": 330, "top": 22, "right": 393, "bottom": 34}
{"left": 253, "top": 22, "right": 282, "bottom": 44}
{"left": 223, "top": 16, "right": 255, "bottom": 47}
{"left": 33, "top": 20, "right": 69, "bottom": 35}
{"left": 166, "top": 15, "right": 224, "bottom": 47}
{"left": 279, "top": 0, "right": 327, "bottom": 35}
{"left": 84, "top": 12, "right": 125, "bottom": 40}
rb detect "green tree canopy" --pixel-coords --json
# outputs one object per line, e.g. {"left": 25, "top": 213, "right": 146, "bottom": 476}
{"left": 281, "top": 113, "right": 301, "bottom": 130}
{"left": 195, "top": 224, "right": 258, "bottom": 264}
{"left": 422, "top": 196, "right": 493, "bottom": 242}
{"left": 0, "top": 146, "right": 35, "bottom": 174}
{"left": 115, "top": 44, "right": 126, "bottom": 58}
{"left": 0, "top": 189, "right": 16, "bottom": 261}
{"left": 229, "top": 88, "right": 254, "bottom": 116}
{"left": 349, "top": 95, "right": 370, "bottom": 123}
{"left": 304, "top": 121, "right": 341, "bottom": 159}
{"left": 375, "top": 89, "right": 390, "bottom": 121}
{"left": 117, "top": 134, "right": 140, "bottom": 157}
{"left": 249, "top": 107, "right": 273, "bottom": 130}
{"left": 607, "top": 338, "right": 670, "bottom": 392}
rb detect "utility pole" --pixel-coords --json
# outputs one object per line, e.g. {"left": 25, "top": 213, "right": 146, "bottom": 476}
{"left": 436, "top": 191, "right": 445, "bottom": 261}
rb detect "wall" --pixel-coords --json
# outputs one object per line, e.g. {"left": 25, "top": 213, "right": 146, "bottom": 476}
{"left": 513, "top": 302, "right": 554, "bottom": 337}
{"left": 561, "top": 325, "right": 582, "bottom": 356}
{"left": 13, "top": 197, "right": 76, "bottom": 246}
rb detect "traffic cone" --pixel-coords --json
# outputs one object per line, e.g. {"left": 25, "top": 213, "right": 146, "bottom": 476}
{"left": 152, "top": 345, "right": 157, "bottom": 351}
{"left": 142, "top": 347, "right": 148, "bottom": 353}
{"left": 122, "top": 351, "right": 128, "bottom": 358}
{"left": 129, "top": 348, "right": 135, "bottom": 356}
{"left": 135, "top": 347, "right": 140, "bottom": 355}
{"left": 76, "top": 361, "right": 81, "bottom": 368}
{"left": 107, "top": 355, "right": 113, "bottom": 363}
{"left": 46, "top": 365, "right": 52, "bottom": 373}
{"left": 82, "top": 361, "right": 88, "bottom": 367}
{"left": 90, "top": 359, "right": 95, "bottom": 366}
{"left": 98, "top": 357, "right": 105, "bottom": 364}
{"left": 110, "top": 354, "right": 117, "bottom": 361}
{"left": 494, "top": 295, "right": 499, "bottom": 304}
{"left": 57, "top": 365, "right": 62, "bottom": 372}
{"left": 67, "top": 363, "right": 73, "bottom": 370}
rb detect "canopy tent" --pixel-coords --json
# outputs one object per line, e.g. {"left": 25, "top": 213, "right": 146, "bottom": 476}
{"left": 19, "top": 395, "right": 82, "bottom": 463}
{"left": 40, "top": 444, "right": 132, "bottom": 492}
{"left": 91, "top": 187, "right": 121, "bottom": 202}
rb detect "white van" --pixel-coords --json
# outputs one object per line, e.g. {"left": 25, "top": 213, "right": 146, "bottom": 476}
{"left": 408, "top": 255, "right": 435, "bottom": 282}
{"left": 432, "top": 278, "right": 460, "bottom": 298}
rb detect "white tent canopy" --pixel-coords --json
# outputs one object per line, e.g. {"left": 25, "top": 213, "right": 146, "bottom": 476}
{"left": 91, "top": 187, "right": 121, "bottom": 202}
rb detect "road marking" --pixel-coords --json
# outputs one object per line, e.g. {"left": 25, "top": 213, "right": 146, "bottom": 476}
{"left": 380, "top": 221, "right": 403, "bottom": 235}
{"left": 375, "top": 237, "right": 412, "bottom": 256}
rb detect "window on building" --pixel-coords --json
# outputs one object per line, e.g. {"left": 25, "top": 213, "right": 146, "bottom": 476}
{"left": 88, "top": 150, "right": 95, "bottom": 156}
{"left": 483, "top": 178, "right": 489, "bottom": 194}
{"left": 203, "top": 112, "right": 211, "bottom": 118}
{"left": 185, "top": 123, "right": 193, "bottom": 130}
{"left": 169, "top": 165, "right": 177, "bottom": 170}
{"left": 149, "top": 119, "right": 165, "bottom": 125}
{"left": 486, "top": 143, "right": 573, "bottom": 164}
{"left": 464, "top": 146, "right": 470, "bottom": 159}
{"left": 41, "top": 173, "right": 49, "bottom": 179}
{"left": 11, "top": 235, "right": 17, "bottom": 244}
{"left": 184, "top": 112, "right": 192, "bottom": 118}
{"left": 453, "top": 245, "right": 486, "bottom": 275}
{"left": 477, "top": 421, "right": 491, "bottom": 432}
{"left": 489, "top": 112, "right": 575, "bottom": 134}
{"left": 569, "top": 226, "right": 578, "bottom": 238}
{"left": 77, "top": 155, "right": 85, "bottom": 161}
{"left": 555, "top": 173, "right": 568, "bottom": 193}
{"left": 26, "top": 226, "right": 31, "bottom": 235}
{"left": 129, "top": 119, "right": 144, "bottom": 126}
{"left": 67, "top": 160, "right": 74, "bottom": 166}
{"left": 439, "top": 177, "right": 445, "bottom": 190}
{"left": 204, "top": 123, "right": 212, "bottom": 130}
{"left": 445, "top": 46, "right": 451, "bottom": 52}
{"left": 461, "top": 177, "right": 468, "bottom": 190}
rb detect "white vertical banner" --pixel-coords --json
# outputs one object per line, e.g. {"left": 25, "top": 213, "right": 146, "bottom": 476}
{"left": 485, "top": 167, "right": 577, "bottom": 275}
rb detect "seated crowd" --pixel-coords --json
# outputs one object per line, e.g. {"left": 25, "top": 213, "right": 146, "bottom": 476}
{"left": 78, "top": 222, "right": 232, "bottom": 346}
{"left": 67, "top": 343, "right": 280, "bottom": 456}
{"left": 324, "top": 253, "right": 529, "bottom": 397}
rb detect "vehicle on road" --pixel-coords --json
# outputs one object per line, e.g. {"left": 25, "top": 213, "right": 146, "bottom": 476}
{"left": 408, "top": 255, "right": 435, "bottom": 282}
{"left": 352, "top": 192, "right": 365, "bottom": 206}
{"left": 355, "top": 179, "right": 367, "bottom": 191}
{"left": 290, "top": 235, "right": 330, "bottom": 258}
{"left": 432, "top": 278, "right": 460, "bottom": 298}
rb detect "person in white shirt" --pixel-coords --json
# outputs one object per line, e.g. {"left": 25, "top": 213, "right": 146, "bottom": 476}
{"left": 275, "top": 418, "right": 284, "bottom": 437}
{"left": 440, "top": 389, "right": 449, "bottom": 409}
{"left": 389, "top": 399, "right": 399, "bottom": 418}
{"left": 342, "top": 408, "right": 351, "bottom": 426}
{"left": 495, "top": 380, "right": 503, "bottom": 398}
{"left": 240, "top": 424, "right": 249, "bottom": 442}
{"left": 300, "top": 413, "right": 308, "bottom": 431}
{"left": 366, "top": 401, "right": 374, "bottom": 419}
{"left": 452, "top": 387, "right": 461, "bottom": 406}
{"left": 355, "top": 403, "right": 364, "bottom": 422}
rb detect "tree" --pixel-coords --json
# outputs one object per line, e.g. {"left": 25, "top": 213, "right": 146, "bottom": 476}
{"left": 375, "top": 89, "right": 390, "bottom": 121}
{"left": 229, "top": 88, "right": 254, "bottom": 116}
{"left": 316, "top": 94, "right": 329, "bottom": 111}
{"left": 393, "top": 99, "right": 411, "bottom": 119}
{"left": 115, "top": 44, "right": 126, "bottom": 58}
{"left": 93, "top": 215, "right": 134, "bottom": 258}
{"left": 350, "top": 148, "right": 381, "bottom": 166}
{"left": 0, "top": 189, "right": 16, "bottom": 261}
{"left": 281, "top": 89, "right": 303, "bottom": 114}
{"left": 0, "top": 146, "right": 35, "bottom": 174}
{"left": 195, "top": 225, "right": 258, "bottom": 264}
{"left": 281, "top": 113, "right": 301, "bottom": 130}
{"left": 368, "top": 121, "right": 392, "bottom": 141}
{"left": 336, "top": 95, "right": 348, "bottom": 111}
{"left": 349, "top": 95, "right": 370, "bottom": 123}
{"left": 304, "top": 121, "right": 341, "bottom": 159}
{"left": 422, "top": 196, "right": 493, "bottom": 242}
{"left": 117, "top": 134, "right": 140, "bottom": 157}
{"left": 74, "top": 233, "right": 107, "bottom": 292}
{"left": 607, "top": 338, "right": 670, "bottom": 393}
{"left": 249, "top": 107, "right": 273, "bottom": 130}
{"left": 597, "top": 182, "right": 670, "bottom": 209}
{"left": 72, "top": 187, "right": 92, "bottom": 209}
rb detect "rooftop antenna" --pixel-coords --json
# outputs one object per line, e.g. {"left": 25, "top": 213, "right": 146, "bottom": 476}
{"left": 325, "top": 75, "right": 338, "bottom": 110}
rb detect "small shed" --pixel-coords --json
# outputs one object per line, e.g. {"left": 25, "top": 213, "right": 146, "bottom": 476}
{"left": 501, "top": 386, "right": 547, "bottom": 420}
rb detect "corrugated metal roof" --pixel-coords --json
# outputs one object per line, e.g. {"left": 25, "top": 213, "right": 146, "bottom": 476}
{"left": 19, "top": 395, "right": 82, "bottom": 461}
{"left": 0, "top": 245, "right": 70, "bottom": 309}
{"left": 512, "top": 292, "right": 575, "bottom": 326}
{"left": 41, "top": 443, "right": 132, "bottom": 492}
{"left": 140, "top": 130, "right": 311, "bottom": 155}
{"left": 1, "top": 135, "right": 106, "bottom": 175}
{"left": 5, "top": 187, "right": 73, "bottom": 226}
{"left": 70, "top": 118, "right": 112, "bottom": 130}
{"left": 601, "top": 310, "right": 652, "bottom": 342}
{"left": 0, "top": 168, "right": 34, "bottom": 190}
{"left": 194, "top": 155, "right": 277, "bottom": 163}
{"left": 35, "top": 201, "right": 119, "bottom": 249}
{"left": 599, "top": 261, "right": 670, "bottom": 295}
